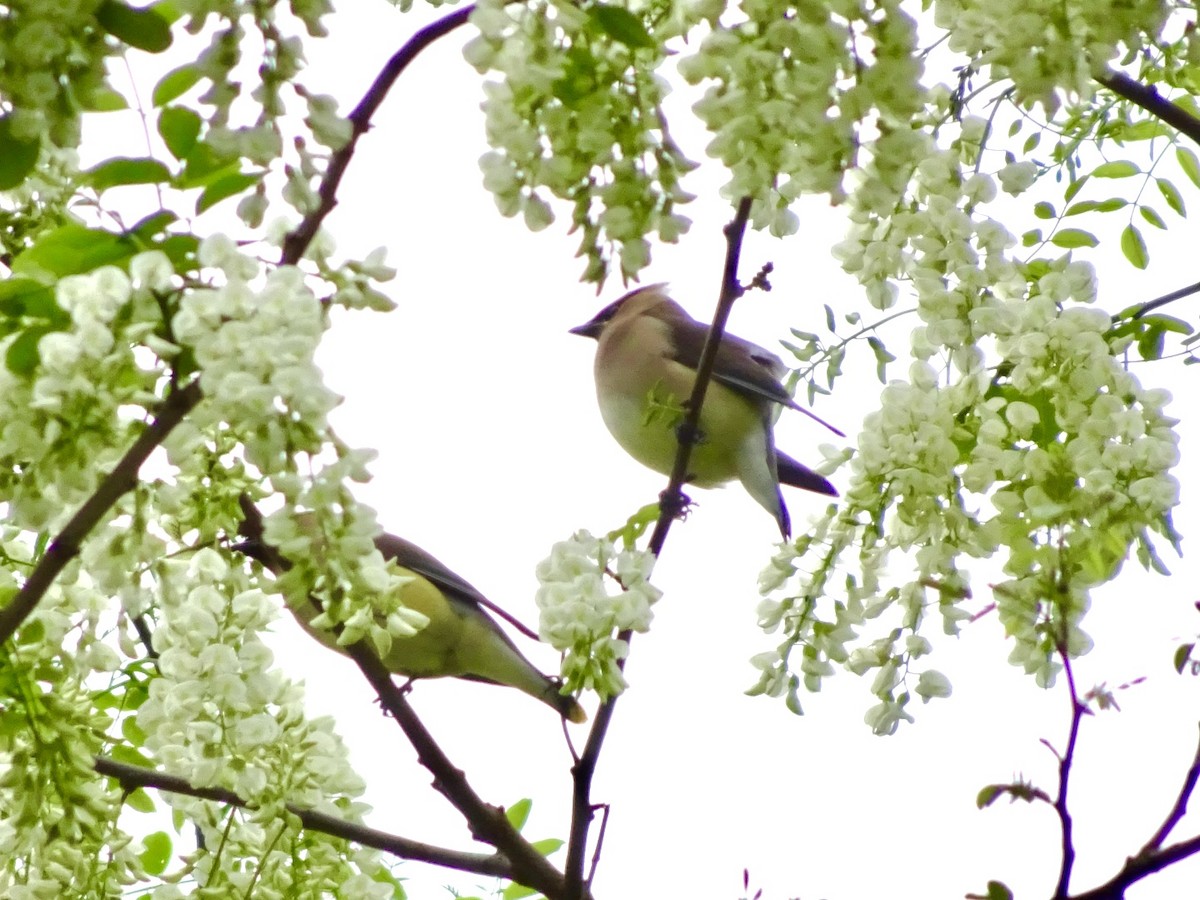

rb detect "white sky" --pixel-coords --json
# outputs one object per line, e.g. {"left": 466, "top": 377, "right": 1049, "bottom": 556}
{"left": 98, "top": 2, "right": 1200, "bottom": 897}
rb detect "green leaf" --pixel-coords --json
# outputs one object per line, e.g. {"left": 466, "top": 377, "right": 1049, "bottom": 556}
{"left": 1178, "top": 147, "right": 1200, "bottom": 189}
{"left": 85, "top": 156, "right": 172, "bottom": 191}
{"left": 5, "top": 324, "right": 60, "bottom": 376}
{"left": 1092, "top": 160, "right": 1141, "bottom": 178}
{"left": 125, "top": 787, "right": 155, "bottom": 813}
{"left": 1064, "top": 197, "right": 1127, "bottom": 215}
{"left": 178, "top": 142, "right": 239, "bottom": 188}
{"left": 505, "top": 798, "right": 532, "bottom": 831}
{"left": 127, "top": 210, "right": 178, "bottom": 242}
{"left": 152, "top": 64, "right": 203, "bottom": 106}
{"left": 1033, "top": 201, "right": 1055, "bottom": 219}
{"left": 1022, "top": 132, "right": 1041, "bottom": 154}
{"left": 196, "top": 171, "right": 261, "bottom": 213}
{"left": 13, "top": 225, "right": 134, "bottom": 278}
{"left": 0, "top": 279, "right": 60, "bottom": 320}
{"left": 976, "top": 785, "right": 1004, "bottom": 809}
{"left": 1174, "top": 643, "right": 1194, "bottom": 674}
{"left": 158, "top": 106, "right": 201, "bottom": 160}
{"left": 1062, "top": 174, "right": 1089, "bottom": 202}
{"left": 501, "top": 883, "right": 538, "bottom": 900}
{"left": 1139, "top": 205, "right": 1167, "bottom": 230}
{"left": 139, "top": 831, "right": 172, "bottom": 875}
{"left": 1021, "top": 229, "right": 1042, "bottom": 247}
{"left": 107, "top": 742, "right": 157, "bottom": 769}
{"left": 530, "top": 837, "right": 565, "bottom": 855}
{"left": 984, "top": 881, "right": 1014, "bottom": 900}
{"left": 1156, "top": 177, "right": 1185, "bottom": 216}
{"left": 0, "top": 116, "right": 41, "bottom": 190}
{"left": 1121, "top": 223, "right": 1149, "bottom": 269}
{"left": 96, "top": 0, "right": 172, "bottom": 53}
{"left": 824, "top": 304, "right": 835, "bottom": 332}
{"left": 82, "top": 87, "right": 130, "bottom": 112}
{"left": 1050, "top": 228, "right": 1098, "bottom": 249}
{"left": 867, "top": 335, "right": 895, "bottom": 383}
{"left": 587, "top": 4, "right": 655, "bottom": 49}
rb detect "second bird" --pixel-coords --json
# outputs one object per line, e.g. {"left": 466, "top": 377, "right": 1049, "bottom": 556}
{"left": 570, "top": 284, "right": 838, "bottom": 538}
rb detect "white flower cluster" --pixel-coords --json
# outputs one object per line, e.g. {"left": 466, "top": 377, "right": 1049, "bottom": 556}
{"left": 466, "top": 0, "right": 694, "bottom": 282}
{"left": 260, "top": 475, "right": 428, "bottom": 662}
{"left": 757, "top": 102, "right": 1180, "bottom": 728}
{"left": 135, "top": 547, "right": 389, "bottom": 895}
{"left": 932, "top": 0, "right": 1170, "bottom": 110}
{"left": 171, "top": 235, "right": 340, "bottom": 477}
{"left": 535, "top": 530, "right": 661, "bottom": 699}
{"left": 0, "top": 258, "right": 168, "bottom": 532}
{"left": 679, "top": 0, "right": 926, "bottom": 226}
{"left": 0, "top": 532, "right": 148, "bottom": 895}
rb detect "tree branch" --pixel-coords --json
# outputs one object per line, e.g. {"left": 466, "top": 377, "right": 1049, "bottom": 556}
{"left": 1052, "top": 648, "right": 1086, "bottom": 899}
{"left": 342, "top": 642, "right": 582, "bottom": 899}
{"left": 0, "top": 379, "right": 202, "bottom": 647}
{"left": 563, "top": 196, "right": 757, "bottom": 900}
{"left": 1122, "top": 279, "right": 1200, "bottom": 320}
{"left": 1094, "top": 70, "right": 1200, "bottom": 148}
{"left": 280, "top": 5, "right": 476, "bottom": 265}
{"left": 92, "top": 755, "right": 512, "bottom": 877}
{"left": 1141, "top": 723, "right": 1200, "bottom": 853}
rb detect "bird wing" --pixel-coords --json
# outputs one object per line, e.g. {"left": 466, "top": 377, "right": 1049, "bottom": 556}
{"left": 374, "top": 533, "right": 539, "bottom": 642}
{"left": 658, "top": 309, "right": 796, "bottom": 408}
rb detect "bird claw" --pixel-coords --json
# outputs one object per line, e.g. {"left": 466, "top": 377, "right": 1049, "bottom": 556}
{"left": 658, "top": 487, "right": 694, "bottom": 523}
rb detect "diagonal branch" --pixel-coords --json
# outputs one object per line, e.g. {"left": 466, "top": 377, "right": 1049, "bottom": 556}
{"left": 342, "top": 642, "right": 581, "bottom": 899}
{"left": 93, "top": 755, "right": 512, "bottom": 876}
{"left": 1094, "top": 70, "right": 1200, "bottom": 148}
{"left": 280, "top": 5, "right": 476, "bottom": 265}
{"left": 1141, "top": 723, "right": 1200, "bottom": 853}
{"left": 563, "top": 196, "right": 757, "bottom": 900}
{"left": 0, "top": 379, "right": 202, "bottom": 646}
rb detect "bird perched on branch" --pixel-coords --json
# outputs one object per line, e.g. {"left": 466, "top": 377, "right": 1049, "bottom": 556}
{"left": 570, "top": 283, "right": 839, "bottom": 538}
{"left": 236, "top": 501, "right": 586, "bottom": 723}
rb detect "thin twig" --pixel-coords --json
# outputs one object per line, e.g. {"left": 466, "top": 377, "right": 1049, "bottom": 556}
{"left": 1095, "top": 70, "right": 1200, "bottom": 147}
{"left": 563, "top": 197, "right": 757, "bottom": 900}
{"left": 93, "top": 755, "right": 512, "bottom": 876}
{"left": 280, "top": 6, "right": 475, "bottom": 265}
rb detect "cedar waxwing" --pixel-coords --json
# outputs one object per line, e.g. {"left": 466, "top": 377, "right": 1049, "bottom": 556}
{"left": 570, "top": 284, "right": 839, "bottom": 538}
{"left": 236, "top": 514, "right": 586, "bottom": 723}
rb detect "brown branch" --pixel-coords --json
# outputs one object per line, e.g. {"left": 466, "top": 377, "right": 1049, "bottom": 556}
{"left": 237, "top": 496, "right": 577, "bottom": 898}
{"left": 93, "top": 755, "right": 511, "bottom": 876}
{"left": 1123, "top": 279, "right": 1200, "bottom": 320}
{"left": 342, "top": 642, "right": 581, "bottom": 899}
{"left": 1051, "top": 648, "right": 1086, "bottom": 899}
{"left": 1094, "top": 70, "right": 1200, "bottom": 147}
{"left": 1141, "top": 723, "right": 1200, "bottom": 853}
{"left": 280, "top": 5, "right": 475, "bottom": 265}
{"left": 0, "top": 379, "right": 202, "bottom": 647}
{"left": 563, "top": 196, "right": 757, "bottom": 900}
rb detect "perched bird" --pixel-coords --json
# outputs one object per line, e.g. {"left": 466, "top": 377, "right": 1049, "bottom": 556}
{"left": 570, "top": 283, "right": 839, "bottom": 538}
{"left": 236, "top": 506, "right": 586, "bottom": 723}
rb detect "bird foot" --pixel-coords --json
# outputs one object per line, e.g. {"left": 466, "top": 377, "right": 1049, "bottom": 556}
{"left": 658, "top": 487, "right": 694, "bottom": 524}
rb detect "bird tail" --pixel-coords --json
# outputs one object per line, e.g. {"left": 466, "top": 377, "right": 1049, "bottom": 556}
{"left": 776, "top": 452, "right": 838, "bottom": 497}
{"left": 544, "top": 683, "right": 588, "bottom": 723}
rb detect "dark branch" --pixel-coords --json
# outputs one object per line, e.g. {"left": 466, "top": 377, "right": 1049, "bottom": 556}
{"left": 1141, "top": 724, "right": 1200, "bottom": 853}
{"left": 0, "top": 379, "right": 202, "bottom": 646}
{"left": 93, "top": 755, "right": 512, "bottom": 876}
{"left": 236, "top": 496, "right": 578, "bottom": 898}
{"left": 342, "top": 642, "right": 581, "bottom": 899}
{"left": 1051, "top": 648, "right": 1086, "bottom": 898}
{"left": 1094, "top": 70, "right": 1200, "bottom": 147}
{"left": 280, "top": 6, "right": 475, "bottom": 265}
{"left": 563, "top": 197, "right": 757, "bottom": 900}
{"left": 1124, "top": 279, "right": 1200, "bottom": 320}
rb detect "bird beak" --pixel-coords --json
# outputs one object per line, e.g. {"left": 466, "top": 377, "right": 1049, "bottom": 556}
{"left": 569, "top": 320, "right": 603, "bottom": 339}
